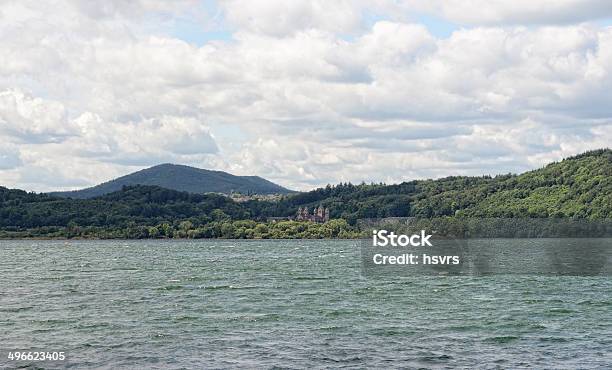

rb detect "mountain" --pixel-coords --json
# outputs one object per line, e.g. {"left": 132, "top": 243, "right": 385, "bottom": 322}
{"left": 51, "top": 164, "right": 292, "bottom": 199}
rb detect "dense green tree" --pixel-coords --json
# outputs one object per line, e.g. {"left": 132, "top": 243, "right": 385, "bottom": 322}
{"left": 0, "top": 149, "right": 610, "bottom": 239}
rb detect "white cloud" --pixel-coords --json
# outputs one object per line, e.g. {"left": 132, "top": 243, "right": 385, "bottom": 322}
{"left": 0, "top": 1, "right": 610, "bottom": 192}
{"left": 73, "top": 113, "right": 218, "bottom": 165}
{"left": 406, "top": 0, "right": 612, "bottom": 26}
{"left": 220, "top": 0, "right": 366, "bottom": 37}
{"left": 0, "top": 89, "right": 77, "bottom": 143}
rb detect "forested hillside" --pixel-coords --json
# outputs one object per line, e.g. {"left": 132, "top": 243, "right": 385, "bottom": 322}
{"left": 261, "top": 149, "right": 611, "bottom": 222}
{"left": 1, "top": 149, "right": 610, "bottom": 238}
{"left": 0, "top": 186, "right": 353, "bottom": 239}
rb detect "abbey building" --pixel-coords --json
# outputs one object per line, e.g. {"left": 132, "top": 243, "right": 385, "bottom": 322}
{"left": 296, "top": 206, "right": 330, "bottom": 223}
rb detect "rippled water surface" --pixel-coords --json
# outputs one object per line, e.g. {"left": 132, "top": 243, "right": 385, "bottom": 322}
{"left": 1, "top": 240, "right": 611, "bottom": 368}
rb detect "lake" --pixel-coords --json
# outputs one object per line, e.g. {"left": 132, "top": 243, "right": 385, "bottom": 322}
{"left": 1, "top": 240, "right": 611, "bottom": 368}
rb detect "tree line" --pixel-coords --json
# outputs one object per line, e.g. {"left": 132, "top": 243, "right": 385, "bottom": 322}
{"left": 0, "top": 149, "right": 610, "bottom": 239}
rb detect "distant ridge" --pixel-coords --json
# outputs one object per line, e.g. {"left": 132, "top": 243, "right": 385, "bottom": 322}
{"left": 51, "top": 163, "right": 292, "bottom": 199}
{"left": 0, "top": 149, "right": 609, "bottom": 240}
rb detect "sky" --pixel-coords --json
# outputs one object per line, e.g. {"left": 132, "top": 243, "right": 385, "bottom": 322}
{"left": 1, "top": 0, "right": 612, "bottom": 192}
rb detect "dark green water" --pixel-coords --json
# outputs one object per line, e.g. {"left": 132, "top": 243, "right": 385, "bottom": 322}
{"left": 1, "top": 240, "right": 611, "bottom": 369}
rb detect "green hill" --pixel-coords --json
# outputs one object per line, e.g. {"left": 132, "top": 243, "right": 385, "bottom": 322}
{"left": 457, "top": 149, "right": 611, "bottom": 219}
{"left": 0, "top": 149, "right": 610, "bottom": 239}
{"left": 414, "top": 148, "right": 611, "bottom": 219}
{"left": 51, "top": 163, "right": 292, "bottom": 198}
{"left": 264, "top": 149, "right": 612, "bottom": 221}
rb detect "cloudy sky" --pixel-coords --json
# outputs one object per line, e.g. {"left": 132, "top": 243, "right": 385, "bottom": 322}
{"left": 1, "top": 0, "right": 611, "bottom": 192}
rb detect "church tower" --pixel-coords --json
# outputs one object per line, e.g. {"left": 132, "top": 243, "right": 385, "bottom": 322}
{"left": 317, "top": 205, "right": 324, "bottom": 218}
